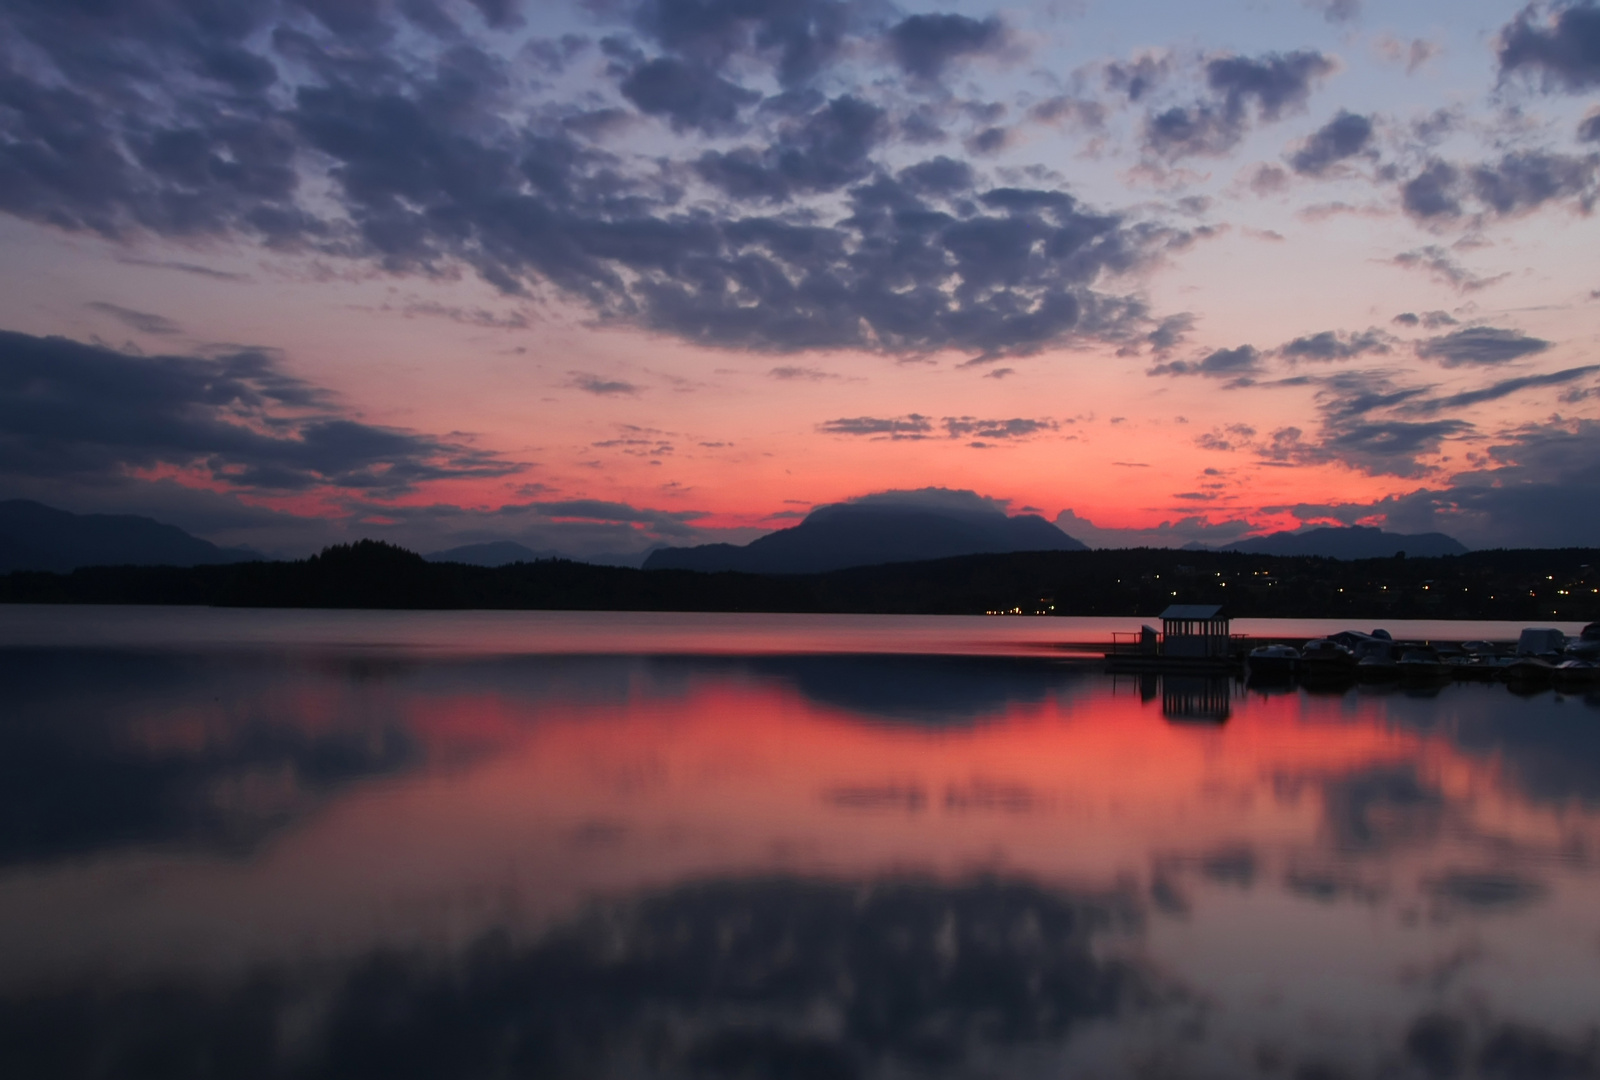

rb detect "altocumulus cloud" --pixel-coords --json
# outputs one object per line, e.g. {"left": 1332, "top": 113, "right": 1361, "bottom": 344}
{"left": 1143, "top": 50, "right": 1335, "bottom": 160}
{"left": 1148, "top": 345, "right": 1263, "bottom": 379}
{"left": 819, "top": 414, "right": 1057, "bottom": 442}
{"left": 1415, "top": 326, "right": 1552, "bottom": 367}
{"left": 0, "top": 0, "right": 1188, "bottom": 362}
{"left": 1498, "top": 1, "right": 1600, "bottom": 90}
{"left": 0, "top": 330, "right": 519, "bottom": 495}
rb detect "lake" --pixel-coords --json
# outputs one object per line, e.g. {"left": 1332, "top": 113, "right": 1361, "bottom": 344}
{"left": 2, "top": 608, "right": 1598, "bottom": 1078}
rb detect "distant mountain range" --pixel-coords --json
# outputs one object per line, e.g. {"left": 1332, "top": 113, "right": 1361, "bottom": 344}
{"left": 644, "top": 500, "right": 1086, "bottom": 574}
{"left": 0, "top": 499, "right": 260, "bottom": 573}
{"left": 424, "top": 541, "right": 649, "bottom": 568}
{"left": 425, "top": 540, "right": 556, "bottom": 567}
{"left": 1213, "top": 526, "right": 1467, "bottom": 559}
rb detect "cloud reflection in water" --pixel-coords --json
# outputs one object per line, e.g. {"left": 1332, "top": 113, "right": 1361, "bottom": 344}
{"left": 0, "top": 645, "right": 1599, "bottom": 1076}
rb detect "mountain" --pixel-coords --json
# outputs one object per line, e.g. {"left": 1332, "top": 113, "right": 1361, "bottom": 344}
{"left": 426, "top": 541, "right": 555, "bottom": 567}
{"left": 0, "top": 500, "right": 260, "bottom": 573}
{"left": 426, "top": 541, "right": 655, "bottom": 568}
{"left": 644, "top": 500, "right": 1087, "bottom": 574}
{"left": 1219, "top": 525, "right": 1467, "bottom": 559}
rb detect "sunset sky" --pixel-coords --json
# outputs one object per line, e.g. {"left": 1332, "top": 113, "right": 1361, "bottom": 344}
{"left": 2, "top": 0, "right": 1599, "bottom": 559}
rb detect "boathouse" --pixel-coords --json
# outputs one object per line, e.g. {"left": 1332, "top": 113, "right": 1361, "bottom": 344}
{"left": 1159, "top": 604, "right": 1231, "bottom": 659}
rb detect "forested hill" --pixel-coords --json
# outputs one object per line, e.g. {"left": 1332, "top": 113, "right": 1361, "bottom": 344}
{"left": 2, "top": 541, "right": 1597, "bottom": 622}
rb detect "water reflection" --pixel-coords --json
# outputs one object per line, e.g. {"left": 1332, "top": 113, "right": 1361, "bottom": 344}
{"left": 0, "top": 874, "right": 1161, "bottom": 1080}
{"left": 3, "top": 640, "right": 1600, "bottom": 1077}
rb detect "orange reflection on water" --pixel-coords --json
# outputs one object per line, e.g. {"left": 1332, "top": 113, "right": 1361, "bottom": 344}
{"left": 3, "top": 650, "right": 1600, "bottom": 1072}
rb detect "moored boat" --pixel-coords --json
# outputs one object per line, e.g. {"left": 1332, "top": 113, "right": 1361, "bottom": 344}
{"left": 1299, "top": 639, "right": 1357, "bottom": 680}
{"left": 1396, "top": 647, "right": 1453, "bottom": 681}
{"left": 1247, "top": 644, "right": 1299, "bottom": 677}
{"left": 1553, "top": 659, "right": 1600, "bottom": 687}
{"left": 1501, "top": 657, "right": 1557, "bottom": 684}
{"left": 1356, "top": 654, "right": 1399, "bottom": 681}
{"left": 1567, "top": 623, "right": 1600, "bottom": 660}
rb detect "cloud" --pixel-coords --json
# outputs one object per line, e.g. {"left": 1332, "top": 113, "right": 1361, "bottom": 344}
{"left": 1397, "top": 364, "right": 1600, "bottom": 413}
{"left": 1415, "top": 326, "right": 1552, "bottom": 366}
{"left": 1582, "top": 110, "right": 1600, "bottom": 142}
{"left": 1288, "top": 111, "right": 1374, "bottom": 176}
{"left": 818, "top": 416, "right": 1056, "bottom": 442}
{"left": 0, "top": 329, "right": 518, "bottom": 495}
{"left": 392, "top": 300, "right": 528, "bottom": 330}
{"left": 1392, "top": 247, "right": 1509, "bottom": 293}
{"left": 1192, "top": 367, "right": 1508, "bottom": 478}
{"left": 85, "top": 302, "right": 182, "bottom": 336}
{"left": 1393, "top": 310, "right": 1459, "bottom": 328}
{"left": 1278, "top": 328, "right": 1392, "bottom": 362}
{"left": 887, "top": 13, "right": 1010, "bottom": 80}
{"left": 113, "top": 257, "right": 249, "bottom": 282}
{"left": 1104, "top": 53, "right": 1175, "bottom": 102}
{"left": 1257, "top": 410, "right": 1471, "bottom": 479}
{"left": 1400, "top": 152, "right": 1599, "bottom": 221}
{"left": 1401, "top": 160, "right": 1463, "bottom": 218}
{"left": 1498, "top": 1, "right": 1600, "bottom": 90}
{"left": 1305, "top": 0, "right": 1361, "bottom": 23}
{"left": 694, "top": 94, "right": 885, "bottom": 201}
{"left": 817, "top": 414, "right": 934, "bottom": 438}
{"left": 1054, "top": 508, "right": 1259, "bottom": 549}
{"left": 842, "top": 487, "right": 1012, "bottom": 515}
{"left": 525, "top": 497, "right": 705, "bottom": 537}
{"left": 1366, "top": 418, "right": 1600, "bottom": 547}
{"left": 631, "top": 0, "right": 859, "bottom": 87}
{"left": 1246, "top": 163, "right": 1291, "bottom": 194}
{"left": 618, "top": 57, "right": 759, "bottom": 134}
{"left": 768, "top": 365, "right": 836, "bottom": 380}
{"left": 1145, "top": 51, "right": 1335, "bottom": 160}
{"left": 569, "top": 372, "right": 643, "bottom": 396}
{"left": 1149, "top": 344, "right": 1262, "bottom": 378}
{"left": 942, "top": 417, "right": 1057, "bottom": 439}
{"left": 0, "top": 0, "right": 1179, "bottom": 362}
{"left": 1374, "top": 35, "right": 1440, "bottom": 74}
{"left": 1146, "top": 313, "right": 1196, "bottom": 353}
{"left": 1208, "top": 51, "right": 1336, "bottom": 119}
{"left": 897, "top": 156, "right": 976, "bottom": 195}
{"left": 1196, "top": 422, "right": 1259, "bottom": 452}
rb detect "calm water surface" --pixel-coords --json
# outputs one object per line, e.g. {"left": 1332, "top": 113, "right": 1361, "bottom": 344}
{"left": 2, "top": 608, "right": 1599, "bottom": 1078}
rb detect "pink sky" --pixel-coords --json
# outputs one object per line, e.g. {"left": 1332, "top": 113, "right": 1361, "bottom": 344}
{"left": 1, "top": 0, "right": 1597, "bottom": 557}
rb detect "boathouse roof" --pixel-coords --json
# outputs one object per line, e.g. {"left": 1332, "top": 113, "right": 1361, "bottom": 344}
{"left": 1159, "top": 604, "right": 1227, "bottom": 621}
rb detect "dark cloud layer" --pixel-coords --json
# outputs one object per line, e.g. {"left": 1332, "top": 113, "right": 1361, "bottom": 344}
{"left": 0, "top": 1, "right": 1176, "bottom": 361}
{"left": 887, "top": 13, "right": 1009, "bottom": 80}
{"left": 1415, "top": 326, "right": 1552, "bottom": 367}
{"left": 1145, "top": 51, "right": 1334, "bottom": 159}
{"left": 619, "top": 57, "right": 759, "bottom": 133}
{"left": 819, "top": 414, "right": 1056, "bottom": 442}
{"left": 1289, "top": 110, "right": 1374, "bottom": 175}
{"left": 1401, "top": 152, "right": 1599, "bottom": 221}
{"left": 1378, "top": 418, "right": 1600, "bottom": 547}
{"left": 694, "top": 94, "right": 885, "bottom": 201}
{"left": 632, "top": 0, "right": 863, "bottom": 87}
{"left": 1498, "top": 1, "right": 1600, "bottom": 90}
{"left": 1399, "top": 364, "right": 1600, "bottom": 414}
{"left": 1149, "top": 344, "right": 1262, "bottom": 378}
{"left": 0, "top": 330, "right": 516, "bottom": 494}
{"left": 1279, "top": 328, "right": 1391, "bottom": 362}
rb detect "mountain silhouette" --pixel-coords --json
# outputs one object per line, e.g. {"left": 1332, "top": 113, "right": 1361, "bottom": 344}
{"left": 1218, "top": 525, "right": 1466, "bottom": 558}
{"left": 426, "top": 540, "right": 555, "bottom": 566}
{"left": 0, "top": 499, "right": 260, "bottom": 573}
{"left": 645, "top": 495, "right": 1086, "bottom": 574}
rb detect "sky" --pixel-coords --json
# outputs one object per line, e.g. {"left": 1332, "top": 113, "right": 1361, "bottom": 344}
{"left": 1, "top": 0, "right": 1599, "bottom": 559}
